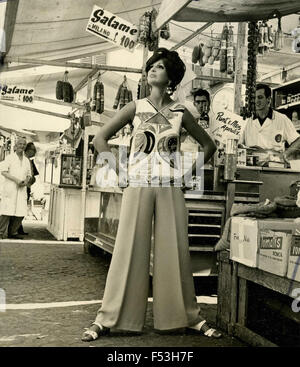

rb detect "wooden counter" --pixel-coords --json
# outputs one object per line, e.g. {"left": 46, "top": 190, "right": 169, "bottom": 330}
{"left": 217, "top": 250, "right": 300, "bottom": 346}
{"left": 47, "top": 185, "right": 100, "bottom": 241}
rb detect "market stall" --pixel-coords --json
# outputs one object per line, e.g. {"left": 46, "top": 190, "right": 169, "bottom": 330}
{"left": 1, "top": 0, "right": 300, "bottom": 346}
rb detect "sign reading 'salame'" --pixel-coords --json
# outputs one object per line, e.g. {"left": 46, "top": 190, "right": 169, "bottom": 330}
{"left": 86, "top": 6, "right": 138, "bottom": 52}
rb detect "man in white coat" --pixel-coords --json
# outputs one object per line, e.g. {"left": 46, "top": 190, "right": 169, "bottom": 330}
{"left": 0, "top": 137, "right": 32, "bottom": 239}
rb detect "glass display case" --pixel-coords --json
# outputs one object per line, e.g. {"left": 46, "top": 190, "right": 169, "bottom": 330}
{"left": 60, "top": 154, "right": 82, "bottom": 187}
{"left": 44, "top": 153, "right": 82, "bottom": 188}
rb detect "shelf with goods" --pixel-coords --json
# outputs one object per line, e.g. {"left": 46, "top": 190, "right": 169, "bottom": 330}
{"left": 272, "top": 78, "right": 300, "bottom": 128}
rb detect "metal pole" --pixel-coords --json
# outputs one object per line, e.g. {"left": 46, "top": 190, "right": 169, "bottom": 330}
{"left": 5, "top": 56, "right": 143, "bottom": 73}
{"left": 170, "top": 22, "right": 214, "bottom": 51}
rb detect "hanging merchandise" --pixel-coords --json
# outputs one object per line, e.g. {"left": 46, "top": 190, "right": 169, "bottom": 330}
{"left": 160, "top": 22, "right": 170, "bottom": 40}
{"left": 291, "top": 17, "right": 300, "bottom": 53}
{"left": 192, "top": 44, "right": 201, "bottom": 64}
{"left": 227, "top": 25, "right": 234, "bottom": 75}
{"left": 212, "top": 38, "right": 221, "bottom": 60}
{"left": 56, "top": 79, "right": 64, "bottom": 100}
{"left": 267, "top": 24, "right": 274, "bottom": 48}
{"left": 263, "top": 21, "right": 269, "bottom": 52}
{"left": 202, "top": 38, "right": 213, "bottom": 65}
{"left": 56, "top": 71, "right": 74, "bottom": 102}
{"left": 148, "top": 8, "right": 159, "bottom": 52}
{"left": 257, "top": 21, "right": 264, "bottom": 55}
{"left": 137, "top": 11, "right": 151, "bottom": 46}
{"left": 274, "top": 17, "right": 284, "bottom": 51}
{"left": 242, "top": 21, "right": 259, "bottom": 119}
{"left": 92, "top": 74, "right": 104, "bottom": 114}
{"left": 137, "top": 74, "right": 151, "bottom": 99}
{"left": 113, "top": 76, "right": 133, "bottom": 109}
{"left": 63, "top": 116, "right": 82, "bottom": 146}
{"left": 220, "top": 23, "right": 228, "bottom": 73}
{"left": 62, "top": 71, "right": 74, "bottom": 103}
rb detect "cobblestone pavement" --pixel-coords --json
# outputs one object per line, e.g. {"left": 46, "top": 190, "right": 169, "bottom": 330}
{"left": 0, "top": 223, "right": 246, "bottom": 347}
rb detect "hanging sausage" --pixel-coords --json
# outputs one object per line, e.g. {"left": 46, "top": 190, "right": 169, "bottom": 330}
{"left": 242, "top": 21, "right": 259, "bottom": 119}
{"left": 220, "top": 23, "right": 229, "bottom": 73}
{"left": 62, "top": 71, "right": 74, "bottom": 103}
{"left": 114, "top": 76, "right": 133, "bottom": 109}
{"left": 91, "top": 74, "right": 104, "bottom": 114}
{"left": 56, "top": 71, "right": 74, "bottom": 102}
{"left": 227, "top": 25, "right": 234, "bottom": 75}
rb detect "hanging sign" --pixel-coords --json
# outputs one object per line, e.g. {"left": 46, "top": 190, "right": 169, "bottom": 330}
{"left": 210, "top": 109, "right": 247, "bottom": 144}
{"left": 86, "top": 6, "right": 138, "bottom": 52}
{"left": 0, "top": 84, "right": 34, "bottom": 103}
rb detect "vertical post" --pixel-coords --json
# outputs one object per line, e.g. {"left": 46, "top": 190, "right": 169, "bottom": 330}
{"left": 80, "top": 77, "right": 92, "bottom": 241}
{"left": 233, "top": 22, "right": 246, "bottom": 114}
{"left": 141, "top": 45, "right": 149, "bottom": 97}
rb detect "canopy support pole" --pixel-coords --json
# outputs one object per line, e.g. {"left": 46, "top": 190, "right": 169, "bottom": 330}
{"left": 0, "top": 100, "right": 102, "bottom": 125}
{"left": 79, "top": 77, "right": 93, "bottom": 242}
{"left": 5, "top": 56, "right": 142, "bottom": 73}
{"left": 170, "top": 22, "right": 214, "bottom": 51}
{"left": 0, "top": 100, "right": 70, "bottom": 119}
{"left": 74, "top": 69, "right": 99, "bottom": 93}
{"left": 233, "top": 22, "right": 246, "bottom": 114}
{"left": 258, "top": 60, "right": 300, "bottom": 82}
{"left": 34, "top": 95, "right": 85, "bottom": 110}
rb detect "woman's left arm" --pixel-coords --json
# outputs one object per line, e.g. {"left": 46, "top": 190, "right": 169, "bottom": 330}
{"left": 182, "top": 108, "right": 217, "bottom": 166}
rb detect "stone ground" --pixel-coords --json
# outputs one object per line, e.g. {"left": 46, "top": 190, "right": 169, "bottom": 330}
{"left": 0, "top": 221, "right": 247, "bottom": 348}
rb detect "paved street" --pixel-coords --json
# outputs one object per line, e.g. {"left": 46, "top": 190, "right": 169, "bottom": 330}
{"left": 0, "top": 222, "right": 246, "bottom": 347}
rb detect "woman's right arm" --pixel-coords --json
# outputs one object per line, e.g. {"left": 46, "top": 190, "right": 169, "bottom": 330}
{"left": 93, "top": 100, "right": 136, "bottom": 154}
{"left": 92, "top": 100, "right": 136, "bottom": 176}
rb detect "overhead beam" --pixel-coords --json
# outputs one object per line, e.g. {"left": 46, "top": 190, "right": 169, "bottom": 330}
{"left": 0, "top": 100, "right": 70, "bottom": 119}
{"left": 170, "top": 22, "right": 213, "bottom": 51}
{"left": 0, "top": 100, "right": 104, "bottom": 126}
{"left": 74, "top": 69, "right": 99, "bottom": 93}
{"left": 5, "top": 56, "right": 142, "bottom": 73}
{"left": 258, "top": 60, "right": 300, "bottom": 82}
{"left": 34, "top": 95, "right": 85, "bottom": 109}
{"left": 195, "top": 74, "right": 277, "bottom": 86}
{"left": 1, "top": 45, "right": 118, "bottom": 73}
{"left": 195, "top": 75, "right": 235, "bottom": 83}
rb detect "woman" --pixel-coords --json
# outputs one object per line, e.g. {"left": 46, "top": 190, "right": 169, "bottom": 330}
{"left": 82, "top": 48, "right": 221, "bottom": 341}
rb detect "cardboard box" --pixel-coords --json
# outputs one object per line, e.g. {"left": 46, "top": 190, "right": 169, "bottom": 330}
{"left": 287, "top": 235, "right": 300, "bottom": 282}
{"left": 230, "top": 218, "right": 296, "bottom": 268}
{"left": 230, "top": 217, "right": 259, "bottom": 267}
{"left": 258, "top": 231, "right": 292, "bottom": 276}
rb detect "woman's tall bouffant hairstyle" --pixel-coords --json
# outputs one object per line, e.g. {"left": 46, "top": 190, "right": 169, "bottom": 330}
{"left": 145, "top": 48, "right": 186, "bottom": 95}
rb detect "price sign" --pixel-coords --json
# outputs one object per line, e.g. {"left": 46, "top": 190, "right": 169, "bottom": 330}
{"left": 211, "top": 109, "right": 247, "bottom": 144}
{"left": 86, "top": 6, "right": 138, "bottom": 52}
{"left": 0, "top": 84, "right": 34, "bottom": 103}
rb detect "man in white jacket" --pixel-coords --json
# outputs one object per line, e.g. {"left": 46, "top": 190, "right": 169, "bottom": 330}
{"left": 0, "top": 137, "right": 32, "bottom": 239}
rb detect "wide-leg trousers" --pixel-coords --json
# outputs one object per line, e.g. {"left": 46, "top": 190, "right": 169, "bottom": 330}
{"left": 95, "top": 186, "right": 203, "bottom": 331}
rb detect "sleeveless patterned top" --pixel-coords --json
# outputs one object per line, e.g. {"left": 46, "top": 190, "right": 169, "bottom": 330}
{"left": 128, "top": 98, "right": 186, "bottom": 186}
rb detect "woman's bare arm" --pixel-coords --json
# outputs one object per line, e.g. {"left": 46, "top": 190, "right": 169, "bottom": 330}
{"left": 182, "top": 108, "right": 217, "bottom": 167}
{"left": 92, "top": 101, "right": 136, "bottom": 176}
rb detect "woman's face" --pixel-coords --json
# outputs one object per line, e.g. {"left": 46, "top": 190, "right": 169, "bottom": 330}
{"left": 147, "top": 59, "right": 169, "bottom": 88}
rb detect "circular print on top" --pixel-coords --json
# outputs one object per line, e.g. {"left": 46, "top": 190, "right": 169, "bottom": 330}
{"left": 157, "top": 134, "right": 180, "bottom": 168}
{"left": 274, "top": 134, "right": 282, "bottom": 143}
